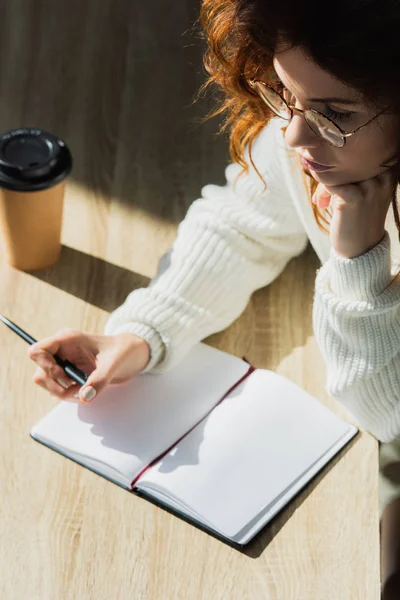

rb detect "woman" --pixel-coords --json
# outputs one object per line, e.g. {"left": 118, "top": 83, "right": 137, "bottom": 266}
{"left": 27, "top": 1, "right": 400, "bottom": 595}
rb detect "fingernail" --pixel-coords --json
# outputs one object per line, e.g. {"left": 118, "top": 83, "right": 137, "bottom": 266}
{"left": 56, "top": 378, "right": 70, "bottom": 390}
{"left": 312, "top": 194, "right": 317, "bottom": 204}
{"left": 81, "top": 386, "right": 96, "bottom": 402}
{"left": 73, "top": 393, "right": 79, "bottom": 399}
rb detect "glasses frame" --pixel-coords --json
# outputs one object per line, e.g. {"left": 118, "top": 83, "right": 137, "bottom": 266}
{"left": 249, "top": 79, "right": 388, "bottom": 148}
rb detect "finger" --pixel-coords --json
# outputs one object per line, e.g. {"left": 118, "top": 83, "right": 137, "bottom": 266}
{"left": 32, "top": 367, "right": 75, "bottom": 399}
{"left": 377, "top": 168, "right": 399, "bottom": 193}
{"left": 312, "top": 183, "right": 326, "bottom": 204}
{"left": 318, "top": 191, "right": 332, "bottom": 209}
{"left": 358, "top": 176, "right": 383, "bottom": 195}
{"left": 78, "top": 343, "right": 97, "bottom": 370}
{"left": 322, "top": 183, "right": 355, "bottom": 197}
{"left": 28, "top": 329, "right": 94, "bottom": 387}
{"left": 312, "top": 184, "right": 332, "bottom": 209}
{"left": 28, "top": 328, "right": 90, "bottom": 358}
{"left": 328, "top": 194, "right": 344, "bottom": 212}
{"left": 76, "top": 361, "right": 116, "bottom": 403}
{"left": 27, "top": 347, "right": 76, "bottom": 389}
{"left": 356, "top": 172, "right": 396, "bottom": 206}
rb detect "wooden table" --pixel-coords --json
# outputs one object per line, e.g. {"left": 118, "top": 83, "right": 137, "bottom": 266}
{"left": 0, "top": 1, "right": 380, "bottom": 598}
{"left": 0, "top": 190, "right": 380, "bottom": 598}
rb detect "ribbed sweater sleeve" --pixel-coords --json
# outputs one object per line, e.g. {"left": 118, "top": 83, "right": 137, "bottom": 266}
{"left": 313, "top": 232, "right": 400, "bottom": 442}
{"left": 104, "top": 120, "right": 308, "bottom": 372}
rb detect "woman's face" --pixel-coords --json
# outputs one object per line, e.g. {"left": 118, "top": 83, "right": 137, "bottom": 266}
{"left": 272, "top": 45, "right": 400, "bottom": 185}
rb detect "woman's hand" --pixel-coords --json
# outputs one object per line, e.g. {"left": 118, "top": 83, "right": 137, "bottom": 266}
{"left": 28, "top": 330, "right": 151, "bottom": 403}
{"left": 312, "top": 168, "right": 398, "bottom": 258}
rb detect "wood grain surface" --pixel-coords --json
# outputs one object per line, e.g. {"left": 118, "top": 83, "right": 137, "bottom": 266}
{"left": 0, "top": 2, "right": 380, "bottom": 598}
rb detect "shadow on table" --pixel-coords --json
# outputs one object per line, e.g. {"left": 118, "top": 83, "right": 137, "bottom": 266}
{"left": 30, "top": 241, "right": 322, "bottom": 377}
{"left": 31, "top": 244, "right": 150, "bottom": 313}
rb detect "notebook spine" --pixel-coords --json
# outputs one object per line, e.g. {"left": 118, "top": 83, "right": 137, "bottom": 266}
{"left": 129, "top": 360, "right": 256, "bottom": 490}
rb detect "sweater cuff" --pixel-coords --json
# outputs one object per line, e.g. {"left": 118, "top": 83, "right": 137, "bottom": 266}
{"left": 103, "top": 321, "right": 166, "bottom": 373}
{"left": 329, "top": 232, "right": 392, "bottom": 301}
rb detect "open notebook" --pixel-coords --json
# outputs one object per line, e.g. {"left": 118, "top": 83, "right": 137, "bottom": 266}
{"left": 31, "top": 342, "right": 358, "bottom": 546}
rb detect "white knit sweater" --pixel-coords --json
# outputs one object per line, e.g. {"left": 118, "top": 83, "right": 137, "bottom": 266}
{"left": 104, "top": 117, "right": 400, "bottom": 443}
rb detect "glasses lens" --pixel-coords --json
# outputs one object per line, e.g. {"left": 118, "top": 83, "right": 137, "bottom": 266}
{"left": 253, "top": 82, "right": 291, "bottom": 119}
{"left": 305, "top": 111, "right": 345, "bottom": 148}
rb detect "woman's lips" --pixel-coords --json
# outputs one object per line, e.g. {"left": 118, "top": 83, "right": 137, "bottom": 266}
{"left": 300, "top": 156, "right": 334, "bottom": 172}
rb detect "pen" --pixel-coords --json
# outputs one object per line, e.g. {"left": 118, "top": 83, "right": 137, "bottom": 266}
{"left": 0, "top": 315, "right": 88, "bottom": 386}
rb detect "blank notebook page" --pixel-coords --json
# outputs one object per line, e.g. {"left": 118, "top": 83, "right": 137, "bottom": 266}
{"left": 137, "top": 369, "right": 355, "bottom": 539}
{"left": 30, "top": 343, "right": 250, "bottom": 485}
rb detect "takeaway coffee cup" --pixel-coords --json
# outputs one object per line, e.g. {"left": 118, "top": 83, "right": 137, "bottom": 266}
{"left": 0, "top": 128, "right": 72, "bottom": 271}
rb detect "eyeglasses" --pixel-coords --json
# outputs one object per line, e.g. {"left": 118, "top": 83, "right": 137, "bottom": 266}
{"left": 249, "top": 79, "right": 387, "bottom": 148}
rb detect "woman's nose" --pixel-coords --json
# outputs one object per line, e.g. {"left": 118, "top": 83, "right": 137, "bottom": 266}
{"left": 284, "top": 111, "right": 320, "bottom": 150}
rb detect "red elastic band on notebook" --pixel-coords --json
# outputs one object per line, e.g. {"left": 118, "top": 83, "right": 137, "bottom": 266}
{"left": 130, "top": 358, "right": 255, "bottom": 490}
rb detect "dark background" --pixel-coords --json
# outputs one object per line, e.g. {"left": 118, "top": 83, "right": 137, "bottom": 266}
{"left": 0, "top": 0, "right": 228, "bottom": 221}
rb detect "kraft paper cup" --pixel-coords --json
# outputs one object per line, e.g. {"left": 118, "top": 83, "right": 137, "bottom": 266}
{"left": 0, "top": 128, "right": 72, "bottom": 271}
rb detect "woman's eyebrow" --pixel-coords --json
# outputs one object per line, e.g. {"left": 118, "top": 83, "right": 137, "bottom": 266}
{"left": 271, "top": 71, "right": 360, "bottom": 106}
{"left": 272, "top": 72, "right": 360, "bottom": 106}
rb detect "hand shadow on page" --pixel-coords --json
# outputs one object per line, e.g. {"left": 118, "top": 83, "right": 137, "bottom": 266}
{"left": 75, "top": 377, "right": 206, "bottom": 474}
{"left": 151, "top": 419, "right": 207, "bottom": 474}
{"left": 74, "top": 370, "right": 246, "bottom": 476}
{"left": 152, "top": 381, "right": 246, "bottom": 475}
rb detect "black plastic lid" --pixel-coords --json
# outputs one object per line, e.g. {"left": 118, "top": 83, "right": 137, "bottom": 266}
{"left": 0, "top": 128, "right": 72, "bottom": 191}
